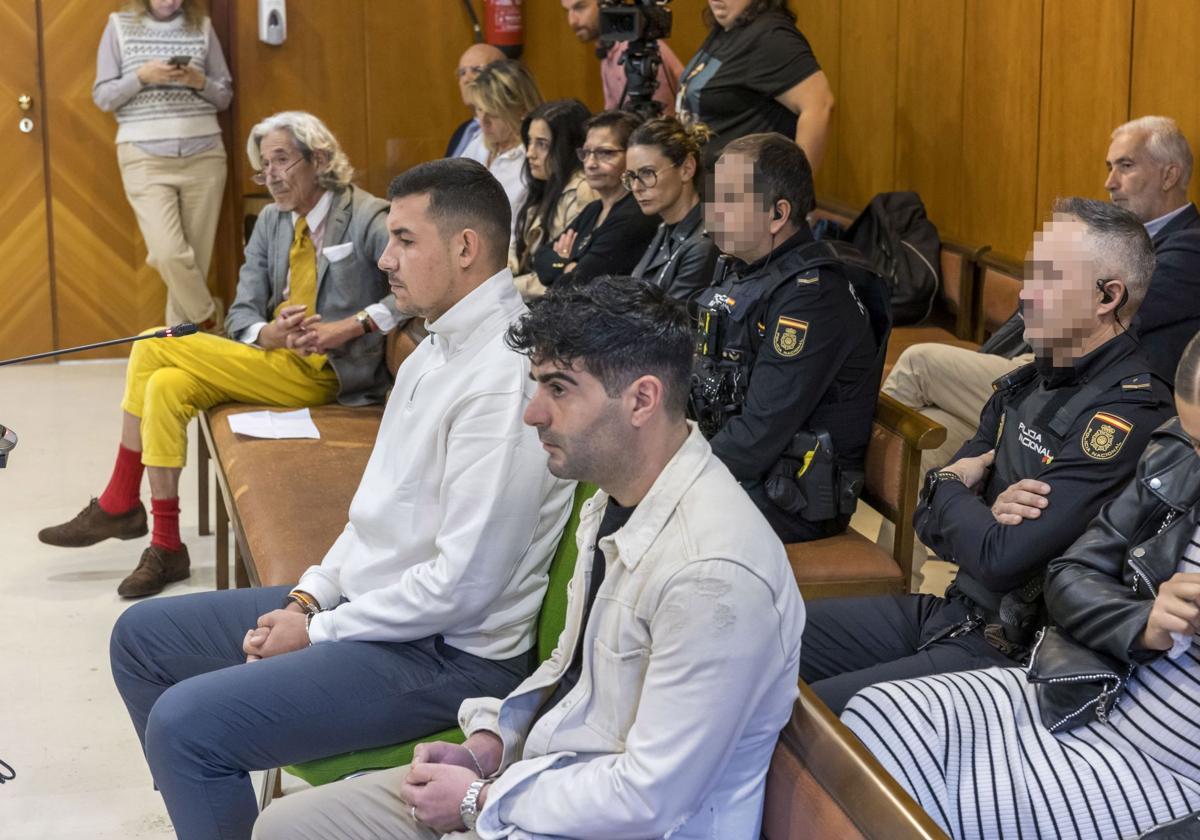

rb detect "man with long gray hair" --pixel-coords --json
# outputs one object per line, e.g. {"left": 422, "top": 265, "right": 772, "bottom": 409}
{"left": 38, "top": 111, "right": 399, "bottom": 597}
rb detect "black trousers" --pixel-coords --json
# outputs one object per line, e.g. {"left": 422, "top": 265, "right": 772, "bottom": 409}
{"left": 799, "top": 593, "right": 1016, "bottom": 714}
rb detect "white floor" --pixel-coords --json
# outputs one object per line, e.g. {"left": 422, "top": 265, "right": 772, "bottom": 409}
{"left": 0, "top": 359, "right": 954, "bottom": 837}
{"left": 0, "top": 360, "right": 212, "bottom": 838}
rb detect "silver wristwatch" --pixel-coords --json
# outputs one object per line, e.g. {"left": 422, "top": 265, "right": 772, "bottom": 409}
{"left": 460, "top": 778, "right": 487, "bottom": 830}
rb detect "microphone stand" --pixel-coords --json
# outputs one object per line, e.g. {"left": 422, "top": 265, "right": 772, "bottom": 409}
{"left": 0, "top": 323, "right": 198, "bottom": 368}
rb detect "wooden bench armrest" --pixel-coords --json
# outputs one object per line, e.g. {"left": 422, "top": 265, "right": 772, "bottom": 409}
{"left": 874, "top": 392, "right": 947, "bottom": 452}
{"left": 786, "top": 682, "right": 949, "bottom": 839}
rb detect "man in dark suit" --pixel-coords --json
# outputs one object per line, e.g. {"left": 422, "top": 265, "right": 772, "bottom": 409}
{"left": 445, "top": 43, "right": 505, "bottom": 159}
{"left": 1106, "top": 115, "right": 1200, "bottom": 383}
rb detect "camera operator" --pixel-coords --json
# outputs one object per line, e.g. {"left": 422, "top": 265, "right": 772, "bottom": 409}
{"left": 678, "top": 0, "right": 835, "bottom": 169}
{"left": 560, "top": 0, "right": 682, "bottom": 115}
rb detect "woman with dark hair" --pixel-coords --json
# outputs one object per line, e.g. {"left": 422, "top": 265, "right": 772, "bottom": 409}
{"left": 532, "top": 110, "right": 660, "bottom": 287}
{"left": 678, "top": 0, "right": 834, "bottom": 169}
{"left": 627, "top": 116, "right": 719, "bottom": 310}
{"left": 511, "top": 99, "right": 597, "bottom": 299}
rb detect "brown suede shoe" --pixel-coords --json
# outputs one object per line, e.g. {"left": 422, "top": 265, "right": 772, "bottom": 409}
{"left": 38, "top": 498, "right": 148, "bottom": 547}
{"left": 118, "top": 544, "right": 191, "bottom": 598}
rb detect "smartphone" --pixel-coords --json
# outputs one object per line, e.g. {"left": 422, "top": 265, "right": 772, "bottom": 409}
{"left": 167, "top": 55, "right": 192, "bottom": 68}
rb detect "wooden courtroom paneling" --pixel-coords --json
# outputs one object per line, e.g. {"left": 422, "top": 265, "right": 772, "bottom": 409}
{"left": 894, "top": 0, "right": 965, "bottom": 239}
{"left": 1035, "top": 0, "right": 1133, "bottom": 223}
{"left": 229, "top": 0, "right": 370, "bottom": 196}
{"left": 796, "top": 0, "right": 842, "bottom": 197}
{"left": 523, "top": 1, "right": 605, "bottom": 112}
{"left": 42, "top": 0, "right": 168, "bottom": 358}
{"left": 834, "top": 0, "right": 898, "bottom": 209}
{"left": 960, "top": 0, "right": 1042, "bottom": 260}
{"left": 0, "top": 0, "right": 55, "bottom": 360}
{"left": 1130, "top": 0, "right": 1200, "bottom": 209}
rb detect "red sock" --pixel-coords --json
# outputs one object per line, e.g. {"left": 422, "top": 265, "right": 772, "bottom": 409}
{"left": 150, "top": 497, "right": 183, "bottom": 552}
{"left": 98, "top": 445, "right": 145, "bottom": 515}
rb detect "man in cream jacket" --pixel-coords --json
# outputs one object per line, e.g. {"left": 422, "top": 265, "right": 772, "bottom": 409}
{"left": 255, "top": 275, "right": 806, "bottom": 840}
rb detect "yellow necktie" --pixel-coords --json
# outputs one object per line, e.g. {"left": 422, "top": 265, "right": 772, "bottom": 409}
{"left": 277, "top": 216, "right": 326, "bottom": 369}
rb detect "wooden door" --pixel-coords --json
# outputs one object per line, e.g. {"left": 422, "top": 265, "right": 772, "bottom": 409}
{"left": 42, "top": 0, "right": 168, "bottom": 358}
{"left": 0, "top": 0, "right": 55, "bottom": 360}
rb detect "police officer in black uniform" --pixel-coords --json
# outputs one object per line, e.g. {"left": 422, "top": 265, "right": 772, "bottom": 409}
{"left": 799, "top": 198, "right": 1176, "bottom": 714}
{"left": 692, "top": 133, "right": 891, "bottom": 543}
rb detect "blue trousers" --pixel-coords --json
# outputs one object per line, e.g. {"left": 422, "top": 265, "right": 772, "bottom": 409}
{"left": 110, "top": 585, "right": 535, "bottom": 840}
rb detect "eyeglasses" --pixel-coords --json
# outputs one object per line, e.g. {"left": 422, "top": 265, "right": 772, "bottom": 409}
{"left": 576, "top": 146, "right": 625, "bottom": 164}
{"left": 621, "top": 163, "right": 680, "bottom": 191}
{"left": 251, "top": 156, "right": 304, "bottom": 186}
{"left": 456, "top": 64, "right": 487, "bottom": 79}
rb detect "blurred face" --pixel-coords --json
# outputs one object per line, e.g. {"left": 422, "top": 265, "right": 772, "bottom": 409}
{"left": 478, "top": 109, "right": 518, "bottom": 153}
{"left": 526, "top": 119, "right": 553, "bottom": 182}
{"left": 708, "top": 0, "right": 753, "bottom": 29}
{"left": 561, "top": 0, "right": 600, "bottom": 42}
{"left": 707, "top": 152, "right": 774, "bottom": 260}
{"left": 625, "top": 144, "right": 690, "bottom": 220}
{"left": 525, "top": 358, "right": 629, "bottom": 483}
{"left": 1021, "top": 215, "right": 1102, "bottom": 360}
{"left": 1105, "top": 130, "right": 1173, "bottom": 223}
{"left": 580, "top": 126, "right": 627, "bottom": 195}
{"left": 378, "top": 194, "right": 461, "bottom": 321}
{"left": 146, "top": 0, "right": 184, "bottom": 21}
{"left": 257, "top": 129, "right": 324, "bottom": 215}
{"left": 456, "top": 45, "right": 500, "bottom": 107}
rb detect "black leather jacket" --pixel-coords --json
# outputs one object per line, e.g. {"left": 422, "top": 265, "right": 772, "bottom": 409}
{"left": 1045, "top": 417, "right": 1200, "bottom": 666}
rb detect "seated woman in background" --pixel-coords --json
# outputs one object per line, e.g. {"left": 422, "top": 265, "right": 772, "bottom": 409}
{"left": 464, "top": 59, "right": 543, "bottom": 241}
{"left": 841, "top": 331, "right": 1200, "bottom": 840}
{"left": 627, "top": 116, "right": 719, "bottom": 311}
{"left": 533, "top": 110, "right": 659, "bottom": 287}
{"left": 510, "top": 98, "right": 596, "bottom": 300}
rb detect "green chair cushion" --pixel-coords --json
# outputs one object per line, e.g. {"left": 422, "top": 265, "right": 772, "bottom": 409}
{"left": 285, "top": 482, "right": 595, "bottom": 787}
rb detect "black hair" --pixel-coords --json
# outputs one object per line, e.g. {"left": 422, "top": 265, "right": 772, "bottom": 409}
{"left": 505, "top": 275, "right": 694, "bottom": 417}
{"left": 720, "top": 132, "right": 816, "bottom": 219}
{"left": 703, "top": 0, "right": 796, "bottom": 29}
{"left": 628, "top": 116, "right": 713, "bottom": 188}
{"left": 387, "top": 158, "right": 511, "bottom": 260}
{"left": 584, "top": 110, "right": 645, "bottom": 149}
{"left": 1177, "top": 331, "right": 1200, "bottom": 403}
{"left": 515, "top": 99, "right": 592, "bottom": 268}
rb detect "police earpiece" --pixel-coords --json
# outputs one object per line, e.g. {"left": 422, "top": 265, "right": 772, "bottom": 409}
{"left": 772, "top": 207, "right": 783, "bottom": 221}
{"left": 1096, "top": 279, "right": 1114, "bottom": 304}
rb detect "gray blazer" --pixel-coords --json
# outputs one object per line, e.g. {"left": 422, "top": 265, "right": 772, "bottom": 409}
{"left": 226, "top": 185, "right": 397, "bottom": 406}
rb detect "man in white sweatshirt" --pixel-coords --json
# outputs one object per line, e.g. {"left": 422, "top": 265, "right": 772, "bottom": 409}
{"left": 109, "top": 158, "right": 575, "bottom": 840}
{"left": 254, "top": 276, "right": 806, "bottom": 840}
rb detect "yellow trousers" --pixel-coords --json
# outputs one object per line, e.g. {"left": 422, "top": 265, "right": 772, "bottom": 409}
{"left": 122, "top": 331, "right": 338, "bottom": 469}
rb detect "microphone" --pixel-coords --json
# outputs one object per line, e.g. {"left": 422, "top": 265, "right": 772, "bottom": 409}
{"left": 0, "top": 424, "right": 16, "bottom": 468}
{"left": 0, "top": 323, "right": 198, "bottom": 368}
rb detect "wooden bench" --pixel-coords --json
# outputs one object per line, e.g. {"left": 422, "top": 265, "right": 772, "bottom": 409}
{"left": 762, "top": 682, "right": 949, "bottom": 840}
{"left": 971, "top": 253, "right": 1023, "bottom": 344}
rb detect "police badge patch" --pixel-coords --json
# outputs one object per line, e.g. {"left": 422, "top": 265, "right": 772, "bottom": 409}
{"left": 773, "top": 316, "right": 808, "bottom": 357}
{"left": 1081, "top": 411, "right": 1133, "bottom": 461}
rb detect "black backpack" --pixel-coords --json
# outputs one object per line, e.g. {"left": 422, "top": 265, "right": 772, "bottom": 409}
{"left": 843, "top": 192, "right": 941, "bottom": 326}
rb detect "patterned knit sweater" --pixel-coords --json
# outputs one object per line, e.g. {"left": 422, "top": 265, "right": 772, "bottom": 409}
{"left": 111, "top": 12, "right": 219, "bottom": 143}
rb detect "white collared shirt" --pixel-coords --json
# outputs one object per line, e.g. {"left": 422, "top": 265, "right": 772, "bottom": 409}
{"left": 1144, "top": 202, "right": 1193, "bottom": 239}
{"left": 461, "top": 424, "right": 806, "bottom": 839}
{"left": 299, "top": 269, "right": 575, "bottom": 658}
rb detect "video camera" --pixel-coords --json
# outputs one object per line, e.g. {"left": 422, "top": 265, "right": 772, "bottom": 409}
{"left": 598, "top": 0, "right": 673, "bottom": 119}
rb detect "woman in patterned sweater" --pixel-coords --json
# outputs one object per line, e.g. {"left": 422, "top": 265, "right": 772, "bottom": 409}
{"left": 843, "top": 332, "right": 1200, "bottom": 840}
{"left": 93, "top": 0, "right": 232, "bottom": 332}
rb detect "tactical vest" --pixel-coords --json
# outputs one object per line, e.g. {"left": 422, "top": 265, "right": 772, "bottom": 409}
{"left": 691, "top": 240, "right": 891, "bottom": 440}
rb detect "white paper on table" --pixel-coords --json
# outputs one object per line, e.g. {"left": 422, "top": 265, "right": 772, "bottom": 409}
{"left": 226, "top": 408, "right": 321, "bottom": 440}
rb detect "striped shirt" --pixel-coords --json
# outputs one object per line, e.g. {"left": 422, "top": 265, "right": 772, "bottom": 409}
{"left": 843, "top": 525, "right": 1200, "bottom": 839}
